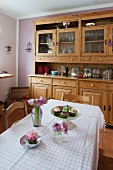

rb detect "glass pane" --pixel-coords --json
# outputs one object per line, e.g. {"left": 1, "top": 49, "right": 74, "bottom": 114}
{"left": 85, "top": 42, "right": 104, "bottom": 53}
{"left": 58, "top": 32, "right": 75, "bottom": 54}
{"left": 59, "top": 32, "right": 75, "bottom": 42}
{"left": 85, "top": 29, "right": 104, "bottom": 41}
{"left": 38, "top": 33, "right": 52, "bottom": 53}
{"left": 85, "top": 29, "right": 104, "bottom": 53}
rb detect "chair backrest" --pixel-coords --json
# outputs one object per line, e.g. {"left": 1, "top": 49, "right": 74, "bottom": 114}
{"left": 4, "top": 101, "right": 28, "bottom": 130}
{"left": 61, "top": 93, "right": 94, "bottom": 105}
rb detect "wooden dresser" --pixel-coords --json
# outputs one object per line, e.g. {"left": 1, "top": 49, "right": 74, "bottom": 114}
{"left": 28, "top": 74, "right": 113, "bottom": 126}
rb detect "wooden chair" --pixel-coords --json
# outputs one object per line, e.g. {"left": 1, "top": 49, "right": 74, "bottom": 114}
{"left": 4, "top": 101, "right": 28, "bottom": 130}
{"left": 61, "top": 92, "right": 94, "bottom": 105}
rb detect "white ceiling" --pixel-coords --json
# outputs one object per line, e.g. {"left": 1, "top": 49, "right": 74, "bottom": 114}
{"left": 0, "top": 0, "right": 113, "bottom": 19}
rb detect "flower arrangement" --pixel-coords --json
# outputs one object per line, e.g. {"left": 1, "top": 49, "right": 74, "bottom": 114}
{"left": 52, "top": 121, "right": 68, "bottom": 134}
{"left": 28, "top": 96, "right": 47, "bottom": 127}
{"left": 26, "top": 130, "right": 38, "bottom": 144}
{"left": 28, "top": 96, "right": 47, "bottom": 107}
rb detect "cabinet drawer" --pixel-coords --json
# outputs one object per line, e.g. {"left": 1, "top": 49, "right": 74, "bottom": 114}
{"left": 32, "top": 77, "right": 52, "bottom": 84}
{"left": 55, "top": 57, "right": 65, "bottom": 63}
{"left": 35, "top": 56, "right": 45, "bottom": 62}
{"left": 79, "top": 81, "right": 107, "bottom": 90}
{"left": 45, "top": 57, "right": 56, "bottom": 62}
{"left": 108, "top": 83, "right": 113, "bottom": 90}
{"left": 53, "top": 79, "right": 76, "bottom": 87}
{"left": 65, "top": 57, "right": 77, "bottom": 63}
{"left": 93, "top": 57, "right": 108, "bottom": 63}
{"left": 80, "top": 57, "right": 93, "bottom": 63}
{"left": 108, "top": 57, "right": 113, "bottom": 64}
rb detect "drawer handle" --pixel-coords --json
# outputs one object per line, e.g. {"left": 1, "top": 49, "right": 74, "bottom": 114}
{"left": 71, "top": 58, "right": 73, "bottom": 61}
{"left": 86, "top": 58, "right": 88, "bottom": 61}
{"left": 100, "top": 58, "right": 102, "bottom": 61}
{"left": 104, "top": 105, "right": 106, "bottom": 111}
{"left": 91, "top": 84, "right": 94, "bottom": 87}
{"left": 109, "top": 106, "right": 111, "bottom": 111}
{"left": 41, "top": 80, "right": 43, "bottom": 82}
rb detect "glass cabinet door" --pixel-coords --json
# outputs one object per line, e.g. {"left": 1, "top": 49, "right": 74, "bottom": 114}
{"left": 108, "top": 25, "right": 113, "bottom": 55}
{"left": 36, "top": 30, "right": 55, "bottom": 56}
{"left": 56, "top": 28, "right": 78, "bottom": 56}
{"left": 82, "top": 27, "right": 106, "bottom": 56}
{"left": 112, "top": 27, "right": 113, "bottom": 54}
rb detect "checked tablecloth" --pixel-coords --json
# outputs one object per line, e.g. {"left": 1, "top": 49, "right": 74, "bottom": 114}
{"left": 0, "top": 99, "right": 105, "bottom": 170}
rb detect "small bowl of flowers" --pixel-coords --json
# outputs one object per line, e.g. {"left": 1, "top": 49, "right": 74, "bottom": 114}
{"left": 26, "top": 130, "right": 41, "bottom": 148}
{"left": 20, "top": 130, "right": 41, "bottom": 148}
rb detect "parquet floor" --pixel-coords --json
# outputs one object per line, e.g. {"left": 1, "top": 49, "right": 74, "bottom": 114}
{"left": 98, "top": 128, "right": 113, "bottom": 170}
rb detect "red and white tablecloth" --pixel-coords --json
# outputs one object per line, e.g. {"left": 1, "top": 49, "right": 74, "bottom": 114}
{"left": 0, "top": 99, "right": 105, "bottom": 170}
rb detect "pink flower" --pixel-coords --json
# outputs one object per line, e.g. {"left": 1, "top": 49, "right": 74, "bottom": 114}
{"left": 52, "top": 123, "right": 62, "bottom": 132}
{"left": 61, "top": 121, "right": 68, "bottom": 134}
{"left": 52, "top": 121, "right": 68, "bottom": 134}
{"left": 28, "top": 96, "right": 47, "bottom": 107}
{"left": 26, "top": 130, "right": 38, "bottom": 142}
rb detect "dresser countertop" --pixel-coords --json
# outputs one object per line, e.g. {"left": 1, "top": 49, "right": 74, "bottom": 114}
{"left": 0, "top": 74, "right": 14, "bottom": 79}
{"left": 28, "top": 74, "right": 113, "bottom": 83}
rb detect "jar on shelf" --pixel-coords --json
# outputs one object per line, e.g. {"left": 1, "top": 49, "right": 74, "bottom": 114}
{"left": 71, "top": 67, "right": 78, "bottom": 77}
{"left": 83, "top": 68, "right": 92, "bottom": 78}
{"left": 92, "top": 69, "right": 101, "bottom": 78}
{"left": 102, "top": 69, "right": 112, "bottom": 80}
{"left": 77, "top": 69, "right": 84, "bottom": 78}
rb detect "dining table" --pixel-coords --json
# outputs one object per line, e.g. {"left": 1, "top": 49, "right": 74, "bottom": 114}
{"left": 0, "top": 99, "right": 105, "bottom": 170}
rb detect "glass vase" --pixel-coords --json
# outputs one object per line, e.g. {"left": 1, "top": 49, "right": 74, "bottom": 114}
{"left": 52, "top": 131, "right": 62, "bottom": 144}
{"left": 31, "top": 106, "right": 42, "bottom": 127}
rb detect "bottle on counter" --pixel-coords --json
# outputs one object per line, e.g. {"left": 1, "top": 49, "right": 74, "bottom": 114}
{"left": 77, "top": 69, "right": 84, "bottom": 78}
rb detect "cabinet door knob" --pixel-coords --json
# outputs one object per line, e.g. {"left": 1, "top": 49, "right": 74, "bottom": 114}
{"left": 56, "top": 42, "right": 58, "bottom": 46}
{"left": 86, "top": 58, "right": 88, "bottom": 61}
{"left": 105, "top": 40, "right": 107, "bottom": 45}
{"left": 100, "top": 58, "right": 102, "bottom": 61}
{"left": 71, "top": 58, "right": 73, "bottom": 61}
{"left": 91, "top": 84, "right": 93, "bottom": 86}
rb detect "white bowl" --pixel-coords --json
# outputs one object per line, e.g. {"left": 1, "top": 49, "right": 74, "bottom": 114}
{"left": 51, "top": 71, "right": 58, "bottom": 75}
{"left": 85, "top": 22, "right": 95, "bottom": 27}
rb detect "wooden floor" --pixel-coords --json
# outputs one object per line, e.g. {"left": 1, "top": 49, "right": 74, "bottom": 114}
{"left": 98, "top": 128, "right": 113, "bottom": 170}
{"left": 0, "top": 103, "right": 32, "bottom": 133}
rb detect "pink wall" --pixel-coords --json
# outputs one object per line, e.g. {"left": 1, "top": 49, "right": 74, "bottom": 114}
{"left": 18, "top": 7, "right": 113, "bottom": 87}
{"left": 0, "top": 12, "right": 16, "bottom": 102}
{"left": 18, "top": 19, "right": 34, "bottom": 86}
